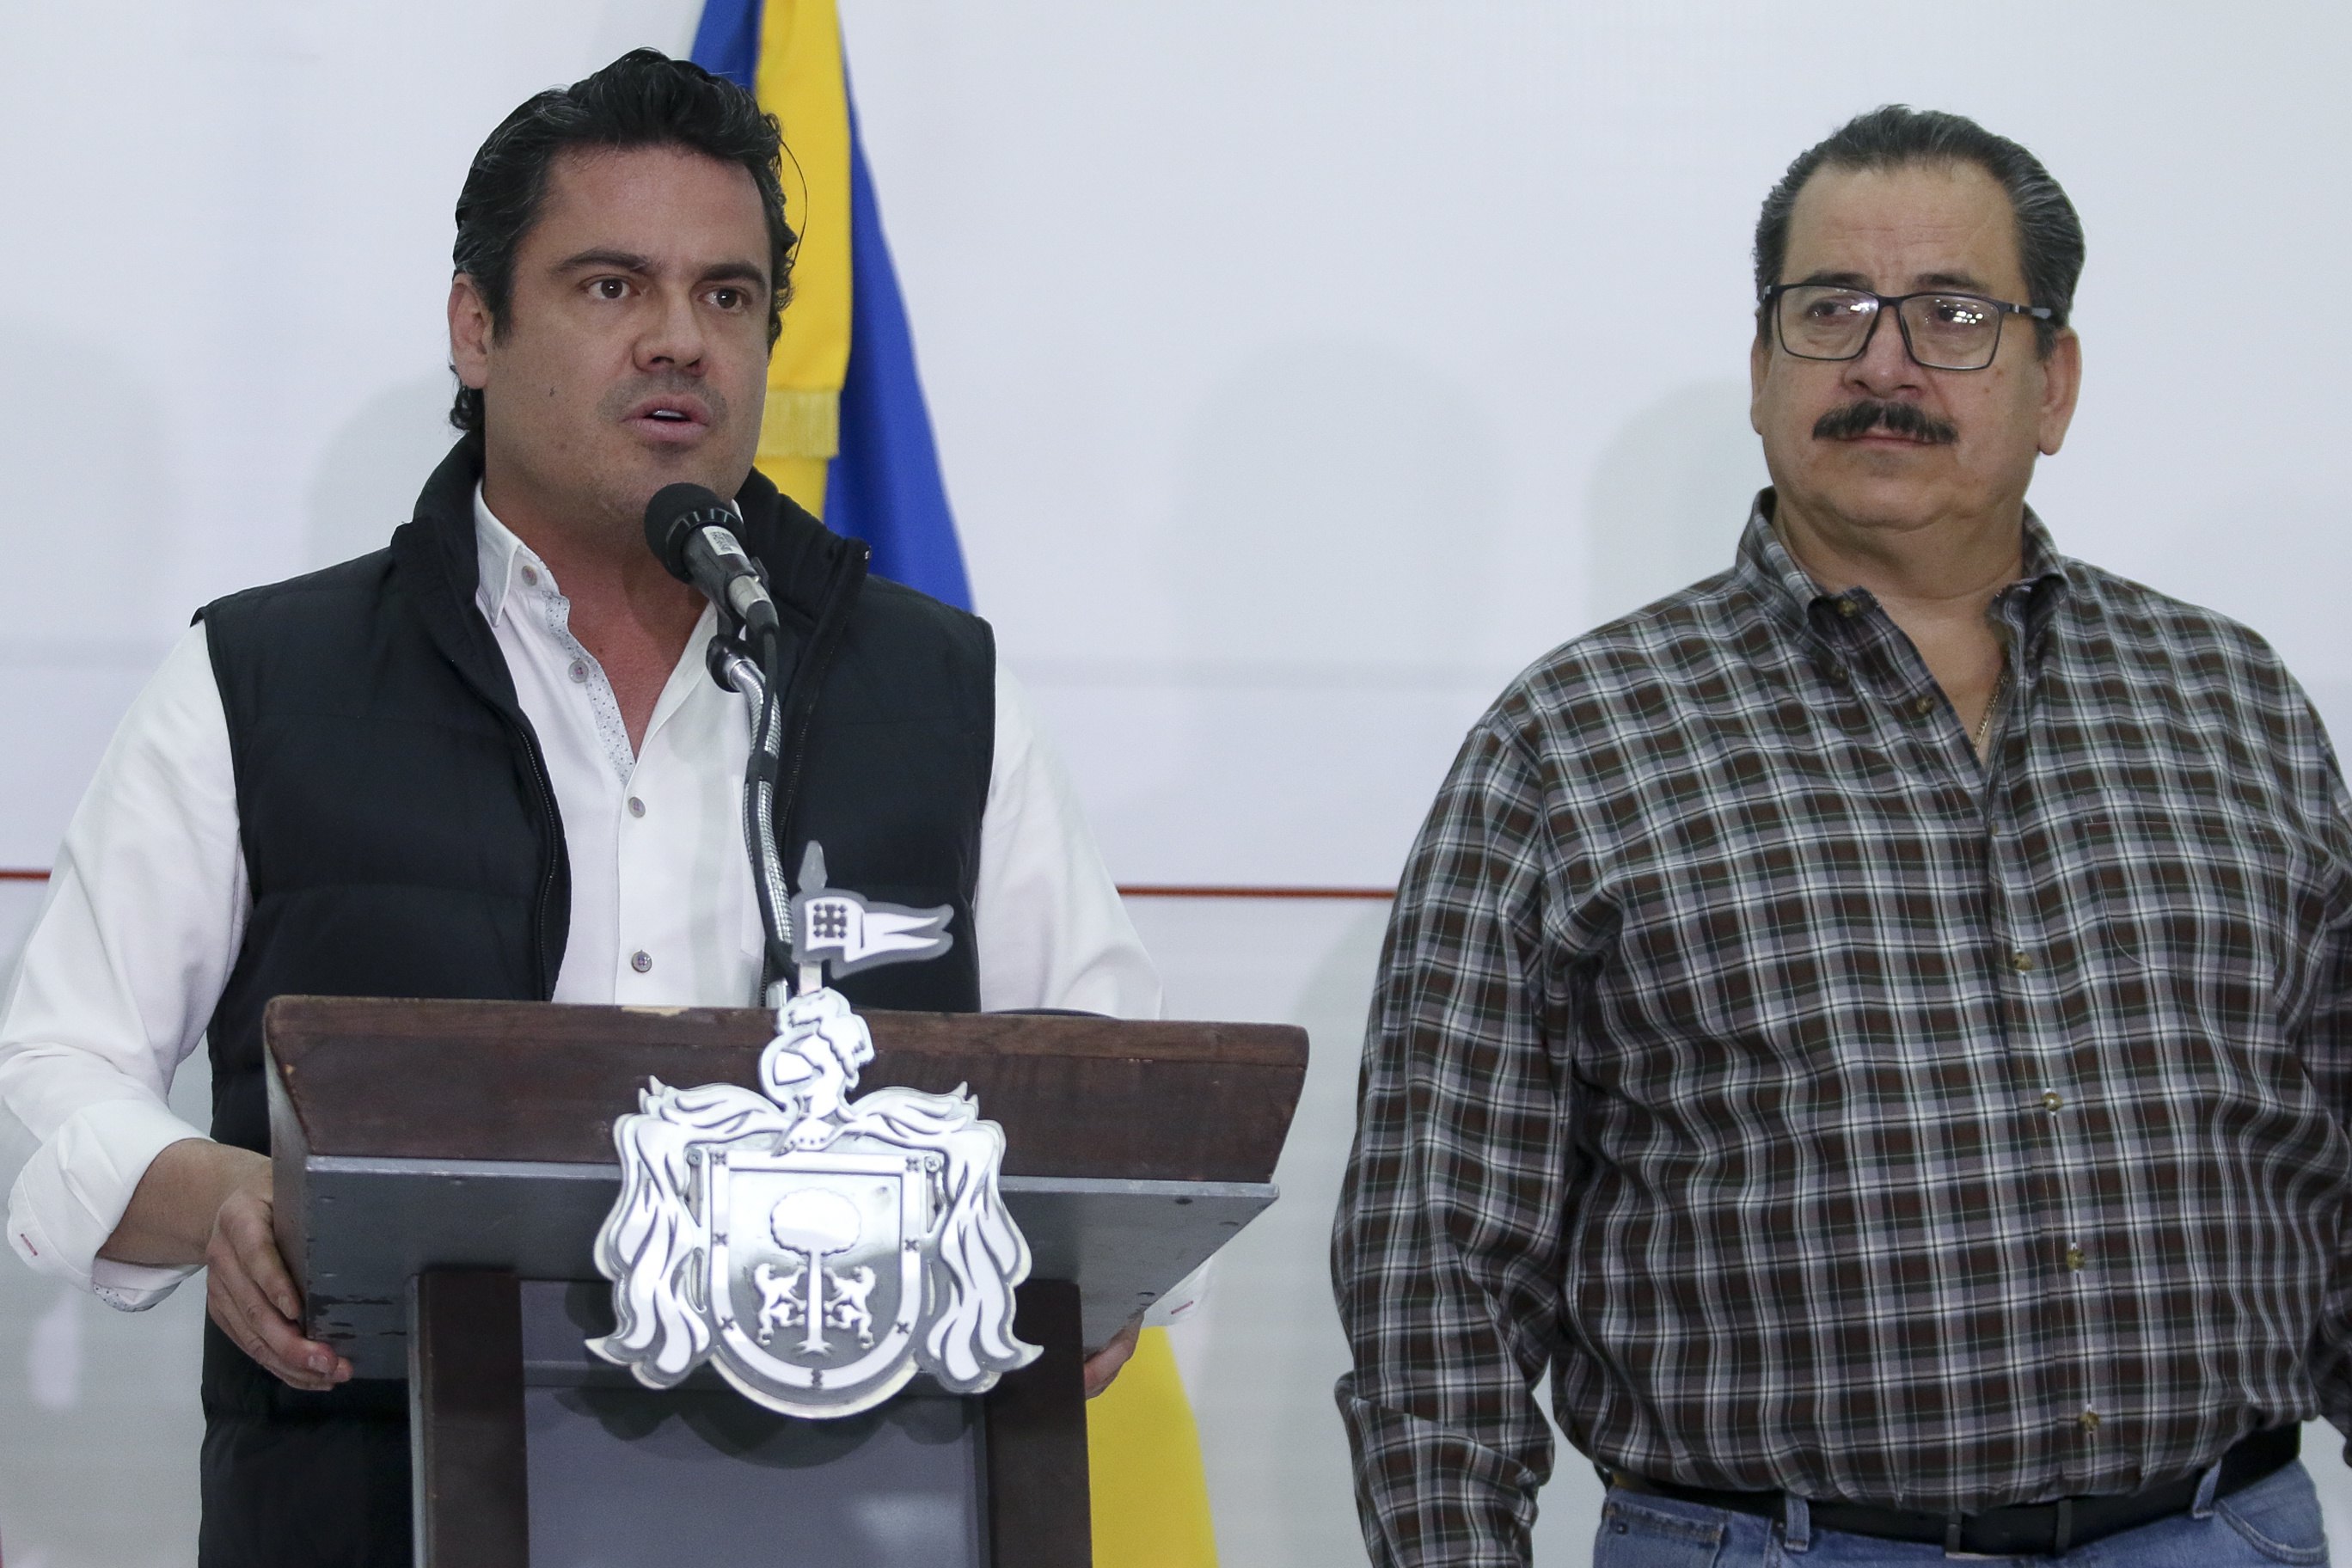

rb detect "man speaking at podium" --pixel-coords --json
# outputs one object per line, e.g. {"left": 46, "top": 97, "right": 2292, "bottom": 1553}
{"left": 0, "top": 51, "right": 1156, "bottom": 1565}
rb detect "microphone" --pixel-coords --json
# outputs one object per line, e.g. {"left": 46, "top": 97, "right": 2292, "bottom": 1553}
{"left": 643, "top": 482, "right": 781, "bottom": 640}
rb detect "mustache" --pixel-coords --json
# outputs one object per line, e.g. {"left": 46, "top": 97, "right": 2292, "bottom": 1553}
{"left": 1812, "top": 400, "right": 1957, "bottom": 445}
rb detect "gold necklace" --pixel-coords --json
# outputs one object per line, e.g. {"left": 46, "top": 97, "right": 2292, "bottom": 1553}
{"left": 1974, "top": 667, "right": 2011, "bottom": 755}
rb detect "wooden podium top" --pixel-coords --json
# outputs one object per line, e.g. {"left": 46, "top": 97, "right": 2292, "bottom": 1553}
{"left": 266, "top": 995, "right": 1308, "bottom": 1184}
{"left": 266, "top": 996, "right": 1311, "bottom": 1377}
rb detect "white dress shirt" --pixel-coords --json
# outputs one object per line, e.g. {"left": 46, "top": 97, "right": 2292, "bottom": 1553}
{"left": 0, "top": 490, "right": 1161, "bottom": 1312}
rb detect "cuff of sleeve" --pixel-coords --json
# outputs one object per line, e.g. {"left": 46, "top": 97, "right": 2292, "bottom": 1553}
{"left": 1143, "top": 1258, "right": 1214, "bottom": 1327}
{"left": 6, "top": 1098, "right": 206, "bottom": 1309}
{"left": 89, "top": 1253, "right": 199, "bottom": 1311}
{"left": 1336, "top": 1381, "right": 1546, "bottom": 1566}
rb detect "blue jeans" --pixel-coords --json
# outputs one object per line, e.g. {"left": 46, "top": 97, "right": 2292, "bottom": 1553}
{"left": 1593, "top": 1461, "right": 2329, "bottom": 1568}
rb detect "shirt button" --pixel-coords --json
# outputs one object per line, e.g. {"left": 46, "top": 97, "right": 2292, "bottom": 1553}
{"left": 2065, "top": 1245, "right": 2086, "bottom": 1271}
{"left": 1836, "top": 597, "right": 1859, "bottom": 617}
{"left": 628, "top": 797, "right": 646, "bottom": 818}
{"left": 2010, "top": 950, "right": 2037, "bottom": 973}
{"left": 2043, "top": 1090, "right": 2063, "bottom": 1112}
{"left": 1912, "top": 695, "right": 1934, "bottom": 716}
{"left": 2078, "top": 1409, "right": 2101, "bottom": 1432}
{"left": 630, "top": 950, "right": 652, "bottom": 973}
{"left": 520, "top": 565, "right": 539, "bottom": 587}
{"left": 569, "top": 659, "right": 589, "bottom": 683}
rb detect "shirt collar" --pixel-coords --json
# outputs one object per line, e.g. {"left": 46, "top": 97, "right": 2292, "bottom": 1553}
{"left": 471, "top": 483, "right": 548, "bottom": 628}
{"left": 1733, "top": 488, "right": 2072, "bottom": 640}
{"left": 471, "top": 484, "right": 750, "bottom": 628}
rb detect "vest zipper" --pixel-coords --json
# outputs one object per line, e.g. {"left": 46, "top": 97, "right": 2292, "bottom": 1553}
{"left": 771, "top": 541, "right": 872, "bottom": 879}
{"left": 511, "top": 720, "right": 564, "bottom": 998}
{"left": 401, "top": 501, "right": 573, "bottom": 1001}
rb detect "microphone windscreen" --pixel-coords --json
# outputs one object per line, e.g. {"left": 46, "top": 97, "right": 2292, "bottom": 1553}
{"left": 643, "top": 482, "right": 728, "bottom": 580}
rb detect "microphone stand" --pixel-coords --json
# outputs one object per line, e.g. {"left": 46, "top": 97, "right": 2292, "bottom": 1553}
{"left": 708, "top": 627, "right": 793, "bottom": 1008}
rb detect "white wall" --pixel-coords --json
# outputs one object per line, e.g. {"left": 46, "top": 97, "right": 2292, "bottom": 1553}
{"left": 6, "top": 2, "right": 2352, "bottom": 1563}
{"left": 844, "top": 3, "right": 2352, "bottom": 887}
{"left": 11, "top": 2, "right": 2352, "bottom": 885}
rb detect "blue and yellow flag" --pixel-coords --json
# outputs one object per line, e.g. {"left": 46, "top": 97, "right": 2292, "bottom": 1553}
{"left": 690, "top": 0, "right": 971, "bottom": 610}
{"left": 688, "top": 7, "right": 1218, "bottom": 1561}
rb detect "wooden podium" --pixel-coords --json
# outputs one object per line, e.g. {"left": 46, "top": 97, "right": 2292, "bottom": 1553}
{"left": 264, "top": 995, "right": 1307, "bottom": 1568}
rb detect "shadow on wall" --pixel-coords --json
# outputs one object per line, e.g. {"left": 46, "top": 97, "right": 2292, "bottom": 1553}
{"left": 2121, "top": 486, "right": 2352, "bottom": 747}
{"left": 0, "top": 320, "right": 174, "bottom": 647}
{"left": 1163, "top": 337, "right": 1507, "bottom": 671}
{"left": 1074, "top": 338, "right": 1516, "bottom": 881}
{"left": 1142, "top": 900, "right": 1394, "bottom": 1565}
{"left": 0, "top": 1042, "right": 211, "bottom": 1566}
{"left": 1583, "top": 378, "right": 1767, "bottom": 629}
{"left": 306, "top": 374, "right": 462, "bottom": 569}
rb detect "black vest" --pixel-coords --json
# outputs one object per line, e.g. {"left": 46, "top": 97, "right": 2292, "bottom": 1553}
{"left": 194, "top": 434, "right": 994, "bottom": 1423}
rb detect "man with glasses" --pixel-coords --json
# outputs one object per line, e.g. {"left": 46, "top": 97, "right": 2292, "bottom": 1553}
{"left": 1334, "top": 105, "right": 2352, "bottom": 1567}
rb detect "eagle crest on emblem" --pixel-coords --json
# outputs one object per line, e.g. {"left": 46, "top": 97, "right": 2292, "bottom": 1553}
{"left": 590, "top": 986, "right": 1038, "bottom": 1418}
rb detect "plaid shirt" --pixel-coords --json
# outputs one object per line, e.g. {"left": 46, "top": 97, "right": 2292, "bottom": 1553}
{"left": 1332, "top": 496, "right": 2352, "bottom": 1565}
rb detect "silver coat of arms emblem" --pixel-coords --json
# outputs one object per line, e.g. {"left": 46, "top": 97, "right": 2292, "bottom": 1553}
{"left": 591, "top": 986, "right": 1038, "bottom": 1417}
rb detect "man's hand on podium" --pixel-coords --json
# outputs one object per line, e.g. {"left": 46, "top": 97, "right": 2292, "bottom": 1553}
{"left": 1084, "top": 1314, "right": 1142, "bottom": 1399}
{"left": 101, "top": 1137, "right": 353, "bottom": 1392}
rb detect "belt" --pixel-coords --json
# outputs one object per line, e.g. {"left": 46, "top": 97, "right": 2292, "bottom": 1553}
{"left": 1608, "top": 1426, "right": 2299, "bottom": 1557}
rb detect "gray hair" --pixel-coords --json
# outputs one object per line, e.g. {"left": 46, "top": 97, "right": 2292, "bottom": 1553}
{"left": 1754, "top": 105, "right": 2083, "bottom": 356}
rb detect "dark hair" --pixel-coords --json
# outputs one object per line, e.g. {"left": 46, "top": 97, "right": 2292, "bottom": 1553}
{"left": 1753, "top": 105, "right": 2083, "bottom": 357}
{"left": 449, "top": 48, "right": 794, "bottom": 432}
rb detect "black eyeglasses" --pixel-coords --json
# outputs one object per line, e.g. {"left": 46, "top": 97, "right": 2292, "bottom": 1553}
{"left": 1761, "top": 284, "right": 2055, "bottom": 371}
